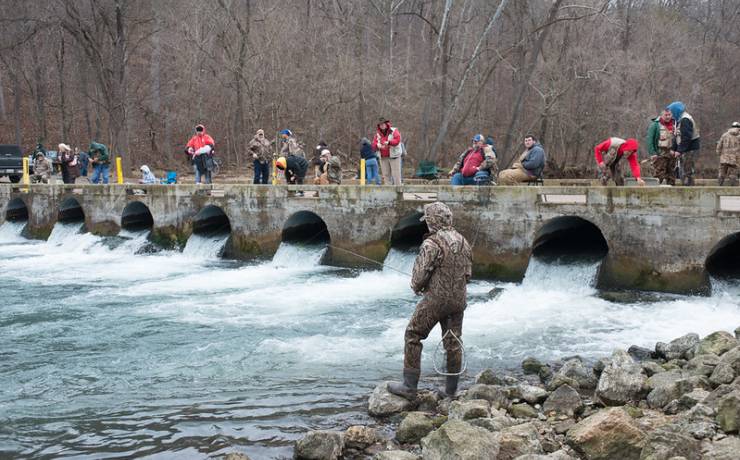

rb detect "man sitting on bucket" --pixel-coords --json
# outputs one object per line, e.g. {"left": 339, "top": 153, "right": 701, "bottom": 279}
{"left": 388, "top": 201, "right": 473, "bottom": 400}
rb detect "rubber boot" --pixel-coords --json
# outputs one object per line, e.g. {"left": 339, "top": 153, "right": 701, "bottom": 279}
{"left": 445, "top": 375, "right": 460, "bottom": 398}
{"left": 388, "top": 369, "right": 419, "bottom": 400}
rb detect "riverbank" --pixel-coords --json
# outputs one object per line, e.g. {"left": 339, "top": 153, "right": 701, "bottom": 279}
{"left": 287, "top": 328, "right": 740, "bottom": 460}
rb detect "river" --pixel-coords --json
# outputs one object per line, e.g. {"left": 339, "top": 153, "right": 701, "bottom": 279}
{"left": 1, "top": 220, "right": 738, "bottom": 458}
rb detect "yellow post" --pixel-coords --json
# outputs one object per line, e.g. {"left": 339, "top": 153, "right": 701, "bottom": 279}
{"left": 360, "top": 159, "right": 366, "bottom": 185}
{"left": 272, "top": 158, "right": 278, "bottom": 185}
{"left": 116, "top": 157, "right": 123, "bottom": 184}
{"left": 22, "top": 157, "right": 30, "bottom": 185}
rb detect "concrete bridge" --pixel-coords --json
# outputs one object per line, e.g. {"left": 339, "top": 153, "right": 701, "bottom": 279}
{"left": 2, "top": 183, "right": 739, "bottom": 295}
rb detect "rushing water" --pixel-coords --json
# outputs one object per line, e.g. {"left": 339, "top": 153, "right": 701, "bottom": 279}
{"left": 1, "top": 222, "right": 739, "bottom": 458}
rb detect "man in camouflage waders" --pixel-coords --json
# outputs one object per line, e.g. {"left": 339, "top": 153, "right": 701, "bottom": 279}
{"left": 388, "top": 202, "right": 473, "bottom": 400}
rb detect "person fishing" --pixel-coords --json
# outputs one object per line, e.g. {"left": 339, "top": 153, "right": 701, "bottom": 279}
{"left": 387, "top": 201, "right": 472, "bottom": 400}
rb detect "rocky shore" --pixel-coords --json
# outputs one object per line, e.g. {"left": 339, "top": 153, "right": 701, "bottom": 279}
{"left": 286, "top": 327, "right": 740, "bottom": 460}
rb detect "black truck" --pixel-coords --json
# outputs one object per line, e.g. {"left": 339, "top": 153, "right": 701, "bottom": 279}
{"left": 0, "top": 145, "right": 24, "bottom": 183}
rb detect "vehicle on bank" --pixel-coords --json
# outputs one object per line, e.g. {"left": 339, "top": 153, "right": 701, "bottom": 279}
{"left": 0, "top": 145, "right": 24, "bottom": 183}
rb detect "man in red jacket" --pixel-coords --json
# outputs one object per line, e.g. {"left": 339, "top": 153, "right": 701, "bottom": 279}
{"left": 371, "top": 117, "right": 403, "bottom": 185}
{"left": 186, "top": 124, "right": 216, "bottom": 184}
{"left": 594, "top": 137, "right": 645, "bottom": 186}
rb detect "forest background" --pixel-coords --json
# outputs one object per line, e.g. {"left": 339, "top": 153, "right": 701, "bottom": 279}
{"left": 0, "top": 0, "right": 737, "bottom": 177}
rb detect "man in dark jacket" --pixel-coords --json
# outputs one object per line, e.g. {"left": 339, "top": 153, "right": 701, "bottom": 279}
{"left": 388, "top": 202, "right": 473, "bottom": 400}
{"left": 89, "top": 141, "right": 111, "bottom": 184}
{"left": 498, "top": 135, "right": 546, "bottom": 185}
{"left": 667, "top": 101, "right": 700, "bottom": 186}
{"left": 276, "top": 154, "right": 308, "bottom": 184}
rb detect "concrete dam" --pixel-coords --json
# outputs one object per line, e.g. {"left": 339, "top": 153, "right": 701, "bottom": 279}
{"left": 2, "top": 183, "right": 739, "bottom": 295}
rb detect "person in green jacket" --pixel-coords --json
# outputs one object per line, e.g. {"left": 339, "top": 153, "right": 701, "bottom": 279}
{"left": 647, "top": 108, "right": 677, "bottom": 185}
{"left": 89, "top": 142, "right": 111, "bottom": 184}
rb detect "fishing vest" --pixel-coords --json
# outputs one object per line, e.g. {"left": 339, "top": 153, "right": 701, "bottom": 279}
{"left": 676, "top": 113, "right": 700, "bottom": 145}
{"left": 606, "top": 137, "right": 626, "bottom": 159}
{"left": 657, "top": 121, "right": 674, "bottom": 149}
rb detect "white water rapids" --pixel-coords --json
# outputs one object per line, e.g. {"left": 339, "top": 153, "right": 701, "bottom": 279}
{"left": 0, "top": 220, "right": 738, "bottom": 458}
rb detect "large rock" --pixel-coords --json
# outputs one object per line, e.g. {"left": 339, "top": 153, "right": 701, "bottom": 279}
{"left": 396, "top": 412, "right": 434, "bottom": 444}
{"left": 642, "top": 361, "right": 665, "bottom": 377}
{"left": 596, "top": 350, "right": 648, "bottom": 406}
{"left": 696, "top": 331, "right": 738, "bottom": 357}
{"left": 509, "top": 403, "right": 538, "bottom": 419}
{"left": 701, "top": 436, "right": 740, "bottom": 460}
{"left": 715, "top": 390, "right": 740, "bottom": 433}
{"left": 717, "top": 345, "right": 740, "bottom": 374}
{"left": 498, "top": 422, "right": 544, "bottom": 460}
{"left": 552, "top": 358, "right": 597, "bottom": 390}
{"left": 523, "top": 357, "right": 545, "bottom": 375}
{"left": 709, "top": 363, "right": 735, "bottom": 386}
{"left": 566, "top": 407, "right": 646, "bottom": 460}
{"left": 511, "top": 383, "right": 549, "bottom": 405}
{"left": 464, "top": 384, "right": 509, "bottom": 409}
{"left": 736, "top": 326, "right": 740, "bottom": 340}
{"left": 471, "top": 415, "right": 519, "bottom": 432}
{"left": 638, "top": 423, "right": 700, "bottom": 460}
{"left": 477, "top": 368, "right": 504, "bottom": 385}
{"left": 647, "top": 374, "right": 708, "bottom": 409}
{"left": 513, "top": 451, "right": 575, "bottom": 460}
{"left": 420, "top": 419, "right": 500, "bottom": 460}
{"left": 345, "top": 425, "right": 379, "bottom": 449}
{"left": 685, "top": 354, "right": 720, "bottom": 377}
{"left": 656, "top": 333, "right": 700, "bottom": 360}
{"left": 543, "top": 384, "right": 583, "bottom": 417}
{"left": 368, "top": 382, "right": 414, "bottom": 417}
{"left": 373, "top": 451, "right": 420, "bottom": 460}
{"left": 294, "top": 430, "right": 344, "bottom": 460}
{"left": 628, "top": 345, "right": 655, "bottom": 361}
{"left": 449, "top": 399, "right": 491, "bottom": 421}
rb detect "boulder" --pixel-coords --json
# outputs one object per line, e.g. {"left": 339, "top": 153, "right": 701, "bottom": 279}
{"left": 449, "top": 399, "right": 491, "bottom": 421}
{"left": 642, "top": 361, "right": 665, "bottom": 377}
{"left": 735, "top": 326, "right": 740, "bottom": 340}
{"left": 656, "top": 334, "right": 700, "bottom": 360}
{"left": 463, "top": 384, "right": 509, "bottom": 409}
{"left": 696, "top": 331, "right": 738, "bottom": 357}
{"left": 553, "top": 358, "right": 597, "bottom": 390}
{"left": 638, "top": 423, "right": 700, "bottom": 460}
{"left": 373, "top": 451, "right": 420, "bottom": 460}
{"left": 396, "top": 412, "right": 434, "bottom": 444}
{"left": 592, "top": 357, "right": 610, "bottom": 377}
{"left": 368, "top": 382, "right": 414, "bottom": 417}
{"left": 294, "top": 430, "right": 344, "bottom": 460}
{"left": 628, "top": 345, "right": 655, "bottom": 361}
{"left": 471, "top": 415, "right": 519, "bottom": 432}
{"left": 685, "top": 354, "right": 720, "bottom": 377}
{"left": 647, "top": 374, "right": 708, "bottom": 410}
{"left": 717, "top": 345, "right": 740, "bottom": 374}
{"left": 596, "top": 350, "right": 648, "bottom": 406}
{"left": 677, "top": 389, "right": 710, "bottom": 411}
{"left": 703, "top": 384, "right": 740, "bottom": 410}
{"left": 523, "top": 357, "right": 545, "bottom": 375}
{"left": 566, "top": 408, "right": 646, "bottom": 460}
{"left": 709, "top": 363, "right": 735, "bottom": 386}
{"left": 498, "top": 422, "right": 544, "bottom": 460}
{"left": 546, "top": 375, "right": 580, "bottom": 392}
{"left": 420, "top": 419, "right": 500, "bottom": 460}
{"left": 543, "top": 384, "right": 583, "bottom": 417}
{"left": 511, "top": 384, "right": 549, "bottom": 405}
{"left": 715, "top": 390, "right": 740, "bottom": 433}
{"left": 477, "top": 368, "right": 504, "bottom": 385}
{"left": 700, "top": 436, "right": 740, "bottom": 460}
{"left": 509, "top": 403, "right": 538, "bottom": 419}
{"left": 416, "top": 390, "right": 441, "bottom": 412}
{"left": 513, "top": 450, "right": 575, "bottom": 460}
{"left": 345, "top": 425, "right": 380, "bottom": 449}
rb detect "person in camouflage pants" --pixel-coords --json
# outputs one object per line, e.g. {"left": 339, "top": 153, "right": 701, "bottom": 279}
{"left": 388, "top": 202, "right": 472, "bottom": 400}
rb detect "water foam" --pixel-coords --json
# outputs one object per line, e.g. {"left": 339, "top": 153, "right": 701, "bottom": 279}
{"left": 0, "top": 221, "right": 27, "bottom": 243}
{"left": 182, "top": 233, "right": 230, "bottom": 259}
{"left": 271, "top": 242, "right": 327, "bottom": 268}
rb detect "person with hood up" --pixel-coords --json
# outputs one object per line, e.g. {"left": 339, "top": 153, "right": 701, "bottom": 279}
{"left": 498, "top": 135, "right": 546, "bottom": 185}
{"left": 89, "top": 141, "right": 111, "bottom": 184}
{"left": 313, "top": 149, "right": 342, "bottom": 185}
{"left": 138, "top": 165, "right": 157, "bottom": 184}
{"left": 31, "top": 151, "right": 52, "bottom": 184}
{"left": 448, "top": 134, "right": 490, "bottom": 185}
{"left": 666, "top": 101, "right": 700, "bottom": 186}
{"left": 58, "top": 143, "right": 79, "bottom": 184}
{"left": 276, "top": 154, "right": 308, "bottom": 185}
{"left": 248, "top": 129, "right": 273, "bottom": 184}
{"left": 371, "top": 117, "right": 403, "bottom": 185}
{"left": 593, "top": 137, "right": 645, "bottom": 186}
{"left": 360, "top": 137, "right": 380, "bottom": 185}
{"left": 279, "top": 129, "right": 305, "bottom": 158}
{"left": 388, "top": 202, "right": 473, "bottom": 400}
{"left": 185, "top": 124, "right": 216, "bottom": 184}
{"left": 647, "top": 108, "right": 677, "bottom": 185}
{"left": 716, "top": 122, "right": 740, "bottom": 186}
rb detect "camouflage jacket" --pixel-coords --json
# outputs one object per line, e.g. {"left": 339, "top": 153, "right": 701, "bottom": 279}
{"left": 716, "top": 128, "right": 740, "bottom": 166}
{"left": 248, "top": 135, "right": 272, "bottom": 163}
{"left": 280, "top": 136, "right": 305, "bottom": 158}
{"left": 411, "top": 227, "right": 472, "bottom": 303}
{"left": 324, "top": 156, "right": 342, "bottom": 184}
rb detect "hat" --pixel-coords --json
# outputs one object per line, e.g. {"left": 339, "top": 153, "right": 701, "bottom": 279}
{"left": 195, "top": 124, "right": 205, "bottom": 132}
{"left": 256, "top": 129, "right": 264, "bottom": 136}
{"left": 320, "top": 149, "right": 331, "bottom": 157}
{"left": 377, "top": 117, "right": 390, "bottom": 125}
{"left": 58, "top": 143, "right": 71, "bottom": 152}
{"left": 472, "top": 134, "right": 484, "bottom": 142}
{"left": 732, "top": 122, "right": 740, "bottom": 128}
{"left": 276, "top": 157, "right": 287, "bottom": 170}
{"left": 279, "top": 129, "right": 292, "bottom": 137}
{"left": 486, "top": 136, "right": 495, "bottom": 146}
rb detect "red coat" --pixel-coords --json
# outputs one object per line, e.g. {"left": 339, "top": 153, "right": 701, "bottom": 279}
{"left": 371, "top": 121, "right": 401, "bottom": 158}
{"left": 461, "top": 148, "right": 484, "bottom": 177}
{"left": 594, "top": 137, "right": 641, "bottom": 179}
{"left": 186, "top": 131, "right": 215, "bottom": 155}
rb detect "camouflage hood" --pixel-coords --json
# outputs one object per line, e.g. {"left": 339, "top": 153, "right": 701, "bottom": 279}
{"left": 420, "top": 202, "right": 452, "bottom": 232}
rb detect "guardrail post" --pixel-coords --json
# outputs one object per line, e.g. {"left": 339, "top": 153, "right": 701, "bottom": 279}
{"left": 116, "top": 157, "right": 124, "bottom": 184}
{"left": 360, "top": 159, "right": 366, "bottom": 185}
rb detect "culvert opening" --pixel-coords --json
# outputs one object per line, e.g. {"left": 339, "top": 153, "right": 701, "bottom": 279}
{"left": 121, "top": 202, "right": 154, "bottom": 232}
{"left": 391, "top": 212, "right": 427, "bottom": 250}
{"left": 59, "top": 198, "right": 85, "bottom": 223}
{"left": 192, "top": 205, "right": 231, "bottom": 236}
{"left": 706, "top": 233, "right": 740, "bottom": 279}
{"left": 532, "top": 216, "right": 608, "bottom": 262}
{"left": 5, "top": 198, "right": 28, "bottom": 222}
{"left": 282, "top": 211, "right": 330, "bottom": 244}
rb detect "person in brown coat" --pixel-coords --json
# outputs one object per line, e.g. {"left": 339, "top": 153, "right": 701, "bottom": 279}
{"left": 58, "top": 143, "right": 79, "bottom": 184}
{"left": 248, "top": 129, "right": 272, "bottom": 184}
{"left": 388, "top": 202, "right": 472, "bottom": 400}
{"left": 717, "top": 122, "right": 740, "bottom": 186}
